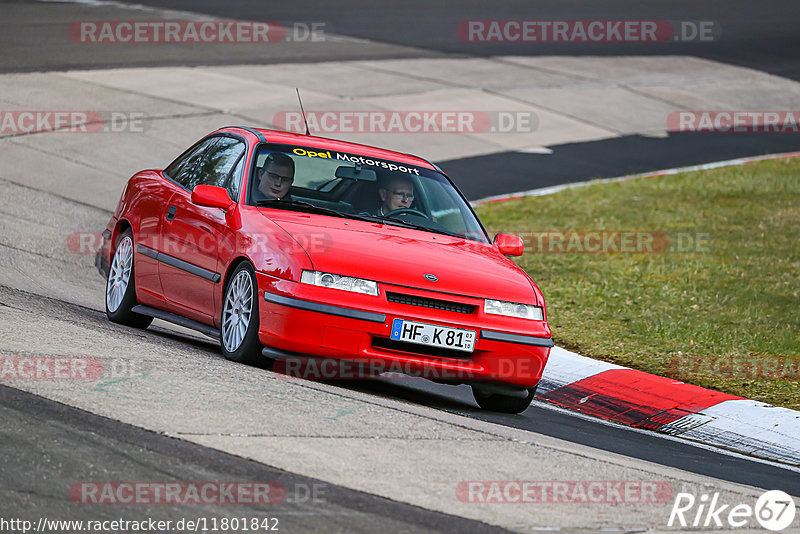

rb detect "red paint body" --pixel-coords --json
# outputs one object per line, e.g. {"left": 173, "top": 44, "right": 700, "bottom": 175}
{"left": 100, "top": 127, "right": 552, "bottom": 387}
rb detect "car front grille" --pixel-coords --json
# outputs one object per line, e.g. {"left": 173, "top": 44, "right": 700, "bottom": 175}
{"left": 386, "top": 292, "right": 476, "bottom": 314}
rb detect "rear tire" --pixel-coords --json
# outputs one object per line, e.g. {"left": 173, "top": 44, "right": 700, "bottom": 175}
{"left": 105, "top": 230, "right": 153, "bottom": 329}
{"left": 472, "top": 385, "right": 537, "bottom": 414}
{"left": 220, "top": 262, "right": 262, "bottom": 365}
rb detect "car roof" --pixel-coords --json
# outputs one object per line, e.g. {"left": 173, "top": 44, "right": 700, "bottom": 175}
{"left": 217, "top": 126, "right": 438, "bottom": 171}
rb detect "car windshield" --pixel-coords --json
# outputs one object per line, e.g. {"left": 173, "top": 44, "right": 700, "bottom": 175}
{"left": 248, "top": 143, "right": 489, "bottom": 243}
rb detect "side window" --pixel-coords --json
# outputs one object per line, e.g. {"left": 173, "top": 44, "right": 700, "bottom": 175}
{"left": 164, "top": 136, "right": 245, "bottom": 196}
{"left": 226, "top": 154, "right": 245, "bottom": 201}
{"left": 163, "top": 137, "right": 217, "bottom": 189}
{"left": 193, "top": 137, "right": 246, "bottom": 192}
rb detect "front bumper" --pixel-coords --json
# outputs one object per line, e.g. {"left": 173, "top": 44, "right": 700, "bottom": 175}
{"left": 257, "top": 274, "right": 552, "bottom": 388}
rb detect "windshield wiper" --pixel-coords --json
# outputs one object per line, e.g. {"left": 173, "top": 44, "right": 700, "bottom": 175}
{"left": 377, "top": 216, "right": 466, "bottom": 239}
{"left": 256, "top": 199, "right": 349, "bottom": 219}
{"left": 337, "top": 212, "right": 417, "bottom": 228}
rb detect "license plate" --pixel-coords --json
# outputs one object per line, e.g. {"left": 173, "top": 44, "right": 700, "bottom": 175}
{"left": 390, "top": 319, "right": 476, "bottom": 352}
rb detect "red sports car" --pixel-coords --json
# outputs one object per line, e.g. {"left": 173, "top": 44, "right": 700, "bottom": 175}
{"left": 97, "top": 126, "right": 552, "bottom": 413}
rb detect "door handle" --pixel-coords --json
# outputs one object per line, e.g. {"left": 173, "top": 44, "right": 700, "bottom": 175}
{"left": 166, "top": 206, "right": 177, "bottom": 221}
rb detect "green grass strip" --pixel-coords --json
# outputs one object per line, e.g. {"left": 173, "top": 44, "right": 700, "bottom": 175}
{"left": 477, "top": 157, "right": 800, "bottom": 410}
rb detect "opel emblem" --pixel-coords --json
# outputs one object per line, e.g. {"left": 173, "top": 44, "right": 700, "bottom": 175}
{"left": 424, "top": 273, "right": 438, "bottom": 282}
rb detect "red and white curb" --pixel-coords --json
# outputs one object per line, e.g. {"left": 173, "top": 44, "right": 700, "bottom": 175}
{"left": 536, "top": 347, "right": 800, "bottom": 466}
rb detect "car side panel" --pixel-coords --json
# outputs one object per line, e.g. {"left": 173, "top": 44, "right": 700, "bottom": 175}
{"left": 212, "top": 205, "right": 315, "bottom": 329}
{"left": 114, "top": 170, "right": 168, "bottom": 302}
{"left": 158, "top": 189, "right": 224, "bottom": 319}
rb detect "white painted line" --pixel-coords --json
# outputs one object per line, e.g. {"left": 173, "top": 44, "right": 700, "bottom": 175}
{"left": 471, "top": 150, "right": 800, "bottom": 206}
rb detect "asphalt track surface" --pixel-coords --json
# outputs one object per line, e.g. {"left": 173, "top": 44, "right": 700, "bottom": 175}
{"left": 1, "top": 1, "right": 799, "bottom": 531}
{"left": 0, "top": 383, "right": 511, "bottom": 534}
{"left": 445, "top": 132, "right": 800, "bottom": 200}
{"left": 6, "top": 0, "right": 798, "bottom": 80}
{"left": 299, "top": 375, "right": 800, "bottom": 497}
{"left": 3, "top": 0, "right": 800, "bottom": 199}
{"left": 2, "top": 288, "right": 798, "bottom": 516}
{"left": 151, "top": 0, "right": 800, "bottom": 199}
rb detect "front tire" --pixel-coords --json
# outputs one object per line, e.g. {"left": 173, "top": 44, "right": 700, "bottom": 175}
{"left": 220, "top": 262, "right": 262, "bottom": 365}
{"left": 105, "top": 230, "right": 153, "bottom": 329}
{"left": 472, "top": 385, "right": 537, "bottom": 414}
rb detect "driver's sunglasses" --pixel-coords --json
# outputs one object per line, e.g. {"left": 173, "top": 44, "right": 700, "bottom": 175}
{"left": 390, "top": 190, "right": 414, "bottom": 200}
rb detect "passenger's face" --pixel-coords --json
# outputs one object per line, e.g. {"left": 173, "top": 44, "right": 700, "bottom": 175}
{"left": 380, "top": 179, "right": 414, "bottom": 212}
{"left": 259, "top": 163, "right": 293, "bottom": 199}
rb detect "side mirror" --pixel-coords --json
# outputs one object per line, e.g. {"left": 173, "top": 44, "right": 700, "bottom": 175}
{"left": 192, "top": 185, "right": 236, "bottom": 212}
{"left": 494, "top": 233, "right": 524, "bottom": 256}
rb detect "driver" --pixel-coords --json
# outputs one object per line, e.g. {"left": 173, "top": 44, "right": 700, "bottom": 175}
{"left": 376, "top": 174, "right": 415, "bottom": 216}
{"left": 254, "top": 152, "right": 295, "bottom": 202}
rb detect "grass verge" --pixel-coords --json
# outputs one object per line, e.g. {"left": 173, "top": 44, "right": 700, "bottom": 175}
{"left": 476, "top": 157, "right": 800, "bottom": 410}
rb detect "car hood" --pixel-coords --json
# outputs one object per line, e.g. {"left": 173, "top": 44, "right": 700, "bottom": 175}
{"left": 261, "top": 210, "right": 537, "bottom": 303}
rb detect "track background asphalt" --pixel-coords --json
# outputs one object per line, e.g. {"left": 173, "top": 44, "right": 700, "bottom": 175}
{"left": 7, "top": 0, "right": 798, "bottom": 81}
{"left": 445, "top": 132, "right": 800, "bottom": 199}
{"left": 0, "top": 383, "right": 513, "bottom": 534}
{"left": 3, "top": 0, "right": 799, "bottom": 198}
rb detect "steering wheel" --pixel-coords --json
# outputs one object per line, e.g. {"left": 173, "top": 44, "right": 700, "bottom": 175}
{"left": 385, "top": 208, "right": 430, "bottom": 220}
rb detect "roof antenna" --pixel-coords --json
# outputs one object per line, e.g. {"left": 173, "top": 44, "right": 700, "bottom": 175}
{"left": 296, "top": 88, "right": 310, "bottom": 135}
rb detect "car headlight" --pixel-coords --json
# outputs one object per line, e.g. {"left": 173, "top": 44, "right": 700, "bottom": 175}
{"left": 484, "top": 299, "right": 543, "bottom": 320}
{"left": 300, "top": 270, "right": 379, "bottom": 296}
